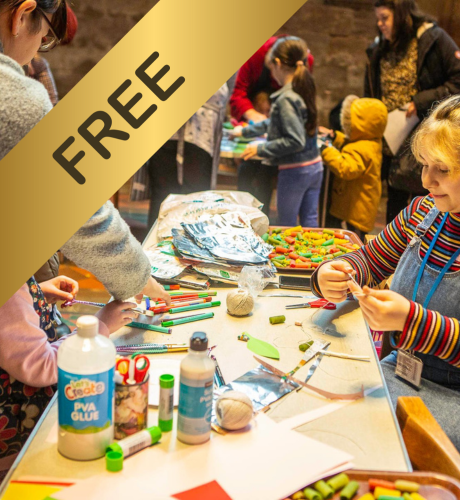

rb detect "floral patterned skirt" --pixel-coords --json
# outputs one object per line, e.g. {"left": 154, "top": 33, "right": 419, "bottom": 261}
{"left": 0, "top": 372, "right": 55, "bottom": 461}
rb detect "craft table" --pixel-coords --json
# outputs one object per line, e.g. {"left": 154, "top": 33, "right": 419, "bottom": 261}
{"left": 0, "top": 224, "right": 410, "bottom": 498}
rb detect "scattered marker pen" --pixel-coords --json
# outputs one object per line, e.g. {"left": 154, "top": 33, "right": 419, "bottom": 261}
{"left": 161, "top": 312, "right": 214, "bottom": 327}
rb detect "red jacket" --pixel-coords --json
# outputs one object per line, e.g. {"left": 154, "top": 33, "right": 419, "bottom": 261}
{"left": 230, "top": 36, "right": 314, "bottom": 120}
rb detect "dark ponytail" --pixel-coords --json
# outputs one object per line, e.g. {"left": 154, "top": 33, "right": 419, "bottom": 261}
{"left": 271, "top": 36, "right": 317, "bottom": 137}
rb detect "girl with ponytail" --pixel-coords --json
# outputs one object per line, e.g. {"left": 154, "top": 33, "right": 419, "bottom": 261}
{"left": 232, "top": 36, "right": 323, "bottom": 226}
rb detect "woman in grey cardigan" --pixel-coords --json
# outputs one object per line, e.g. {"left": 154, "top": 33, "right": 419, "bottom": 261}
{"left": 0, "top": 0, "right": 169, "bottom": 303}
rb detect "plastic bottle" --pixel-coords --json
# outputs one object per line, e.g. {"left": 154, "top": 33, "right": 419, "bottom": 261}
{"left": 177, "top": 332, "right": 215, "bottom": 444}
{"left": 57, "top": 315, "right": 116, "bottom": 460}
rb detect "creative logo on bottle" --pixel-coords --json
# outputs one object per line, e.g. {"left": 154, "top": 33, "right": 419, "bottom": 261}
{"left": 64, "top": 379, "right": 105, "bottom": 401}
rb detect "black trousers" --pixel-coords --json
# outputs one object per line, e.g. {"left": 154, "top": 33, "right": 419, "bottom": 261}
{"left": 381, "top": 155, "right": 411, "bottom": 224}
{"left": 147, "top": 140, "right": 212, "bottom": 227}
{"left": 237, "top": 159, "right": 278, "bottom": 217}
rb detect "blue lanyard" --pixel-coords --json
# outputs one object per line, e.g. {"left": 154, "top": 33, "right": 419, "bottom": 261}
{"left": 412, "top": 212, "right": 460, "bottom": 307}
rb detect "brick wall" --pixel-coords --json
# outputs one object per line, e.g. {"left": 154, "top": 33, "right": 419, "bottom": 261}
{"left": 45, "top": 0, "right": 459, "bottom": 127}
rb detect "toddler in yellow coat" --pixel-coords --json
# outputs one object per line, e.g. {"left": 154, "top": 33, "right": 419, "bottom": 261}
{"left": 320, "top": 95, "right": 388, "bottom": 239}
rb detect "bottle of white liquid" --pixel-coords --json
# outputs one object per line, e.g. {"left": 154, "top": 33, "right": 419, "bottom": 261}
{"left": 177, "top": 331, "right": 215, "bottom": 444}
{"left": 57, "top": 315, "right": 115, "bottom": 460}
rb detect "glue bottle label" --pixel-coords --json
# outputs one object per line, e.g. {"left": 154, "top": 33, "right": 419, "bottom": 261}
{"left": 178, "top": 374, "right": 213, "bottom": 436}
{"left": 58, "top": 368, "right": 114, "bottom": 434}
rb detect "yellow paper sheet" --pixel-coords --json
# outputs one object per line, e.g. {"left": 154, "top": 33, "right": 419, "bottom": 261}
{"left": 2, "top": 482, "right": 62, "bottom": 500}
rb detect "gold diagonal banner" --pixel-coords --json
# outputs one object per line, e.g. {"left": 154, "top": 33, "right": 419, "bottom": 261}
{"left": 0, "top": 0, "right": 307, "bottom": 306}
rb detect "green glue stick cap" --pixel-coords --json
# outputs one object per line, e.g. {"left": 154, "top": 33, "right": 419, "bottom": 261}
{"left": 106, "top": 450, "right": 123, "bottom": 472}
{"left": 146, "top": 425, "right": 162, "bottom": 444}
{"left": 160, "top": 374, "right": 174, "bottom": 388}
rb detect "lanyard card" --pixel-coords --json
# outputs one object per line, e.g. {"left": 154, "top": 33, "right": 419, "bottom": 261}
{"left": 395, "top": 350, "right": 423, "bottom": 389}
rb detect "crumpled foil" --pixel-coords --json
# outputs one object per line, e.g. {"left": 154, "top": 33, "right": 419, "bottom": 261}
{"left": 213, "top": 364, "right": 299, "bottom": 413}
{"left": 182, "top": 212, "right": 272, "bottom": 265}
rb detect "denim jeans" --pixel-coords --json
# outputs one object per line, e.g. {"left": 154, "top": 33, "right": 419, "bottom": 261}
{"left": 277, "top": 161, "right": 323, "bottom": 227}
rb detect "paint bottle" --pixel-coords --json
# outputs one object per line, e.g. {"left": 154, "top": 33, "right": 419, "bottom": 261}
{"left": 177, "top": 332, "right": 215, "bottom": 444}
{"left": 57, "top": 315, "right": 116, "bottom": 460}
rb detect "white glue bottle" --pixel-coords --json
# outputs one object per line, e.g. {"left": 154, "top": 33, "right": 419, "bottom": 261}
{"left": 177, "top": 331, "right": 215, "bottom": 445}
{"left": 57, "top": 315, "right": 116, "bottom": 460}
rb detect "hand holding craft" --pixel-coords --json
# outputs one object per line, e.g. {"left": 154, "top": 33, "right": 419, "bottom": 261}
{"left": 317, "top": 260, "right": 355, "bottom": 303}
{"left": 241, "top": 144, "right": 258, "bottom": 161}
{"left": 135, "top": 277, "right": 171, "bottom": 305}
{"left": 39, "top": 275, "right": 79, "bottom": 304}
{"left": 95, "top": 301, "right": 139, "bottom": 334}
{"left": 353, "top": 286, "right": 411, "bottom": 332}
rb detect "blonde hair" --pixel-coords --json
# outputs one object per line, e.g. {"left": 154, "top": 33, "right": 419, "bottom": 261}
{"left": 412, "top": 95, "right": 460, "bottom": 174}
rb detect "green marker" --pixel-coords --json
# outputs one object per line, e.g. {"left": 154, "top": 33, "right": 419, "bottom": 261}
{"left": 162, "top": 312, "right": 214, "bottom": 327}
{"left": 127, "top": 322, "right": 172, "bottom": 334}
{"left": 170, "top": 301, "right": 221, "bottom": 314}
{"left": 168, "top": 291, "right": 217, "bottom": 297}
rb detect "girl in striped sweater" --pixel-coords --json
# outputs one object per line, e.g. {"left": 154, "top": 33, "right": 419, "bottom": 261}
{"left": 313, "top": 95, "right": 460, "bottom": 450}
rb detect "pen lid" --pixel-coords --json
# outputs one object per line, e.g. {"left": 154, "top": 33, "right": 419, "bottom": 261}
{"left": 159, "top": 374, "right": 175, "bottom": 389}
{"left": 147, "top": 425, "right": 162, "bottom": 444}
{"left": 106, "top": 450, "right": 123, "bottom": 472}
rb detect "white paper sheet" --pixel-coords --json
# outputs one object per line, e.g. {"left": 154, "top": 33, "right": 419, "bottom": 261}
{"left": 52, "top": 413, "right": 353, "bottom": 500}
{"left": 148, "top": 358, "right": 181, "bottom": 406}
{"left": 384, "top": 106, "right": 419, "bottom": 155}
{"left": 277, "top": 385, "right": 383, "bottom": 431}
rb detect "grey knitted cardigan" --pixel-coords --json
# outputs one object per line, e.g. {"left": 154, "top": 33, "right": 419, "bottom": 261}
{"left": 0, "top": 54, "right": 151, "bottom": 300}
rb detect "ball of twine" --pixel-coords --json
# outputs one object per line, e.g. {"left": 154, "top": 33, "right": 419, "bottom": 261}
{"left": 215, "top": 390, "right": 254, "bottom": 430}
{"left": 226, "top": 289, "right": 254, "bottom": 317}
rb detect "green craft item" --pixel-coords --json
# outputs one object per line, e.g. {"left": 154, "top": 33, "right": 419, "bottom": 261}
{"left": 340, "top": 480, "right": 359, "bottom": 500}
{"left": 299, "top": 341, "right": 314, "bottom": 352}
{"left": 321, "top": 238, "right": 334, "bottom": 246}
{"left": 269, "top": 315, "right": 285, "bottom": 325}
{"left": 262, "top": 233, "right": 269, "bottom": 242}
{"left": 240, "top": 332, "right": 280, "bottom": 360}
{"left": 314, "top": 480, "right": 333, "bottom": 499}
{"left": 327, "top": 473, "right": 349, "bottom": 492}
{"left": 303, "top": 487, "right": 322, "bottom": 500}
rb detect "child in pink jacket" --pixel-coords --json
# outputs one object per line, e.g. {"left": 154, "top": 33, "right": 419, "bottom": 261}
{"left": 0, "top": 276, "right": 137, "bottom": 474}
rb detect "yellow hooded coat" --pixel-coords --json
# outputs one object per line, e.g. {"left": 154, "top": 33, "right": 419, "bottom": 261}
{"left": 321, "top": 97, "right": 388, "bottom": 233}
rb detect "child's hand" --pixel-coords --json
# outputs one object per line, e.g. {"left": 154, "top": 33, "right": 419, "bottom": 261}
{"left": 95, "top": 301, "right": 138, "bottom": 334}
{"left": 318, "top": 126, "right": 333, "bottom": 137}
{"left": 229, "top": 125, "right": 243, "bottom": 138}
{"left": 241, "top": 144, "right": 258, "bottom": 161}
{"left": 317, "top": 260, "right": 355, "bottom": 303}
{"left": 406, "top": 102, "right": 417, "bottom": 118}
{"left": 135, "top": 277, "right": 171, "bottom": 305}
{"left": 354, "top": 287, "right": 410, "bottom": 332}
{"left": 40, "top": 276, "right": 79, "bottom": 304}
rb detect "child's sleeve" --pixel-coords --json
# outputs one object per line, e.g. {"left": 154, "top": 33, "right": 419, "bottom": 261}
{"left": 0, "top": 285, "right": 66, "bottom": 387}
{"left": 395, "top": 302, "right": 460, "bottom": 367}
{"left": 242, "top": 119, "right": 270, "bottom": 139}
{"left": 332, "top": 131, "right": 346, "bottom": 150}
{"left": 60, "top": 201, "right": 151, "bottom": 301}
{"left": 311, "top": 199, "right": 419, "bottom": 295}
{"left": 321, "top": 141, "right": 367, "bottom": 181}
{"left": 257, "top": 97, "right": 306, "bottom": 159}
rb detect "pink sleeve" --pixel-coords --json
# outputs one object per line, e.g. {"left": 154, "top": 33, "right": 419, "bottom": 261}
{"left": 0, "top": 285, "right": 110, "bottom": 387}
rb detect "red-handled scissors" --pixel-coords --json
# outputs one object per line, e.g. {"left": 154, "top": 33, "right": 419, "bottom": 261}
{"left": 115, "top": 355, "right": 150, "bottom": 384}
{"left": 285, "top": 298, "right": 336, "bottom": 310}
{"left": 131, "top": 355, "right": 150, "bottom": 384}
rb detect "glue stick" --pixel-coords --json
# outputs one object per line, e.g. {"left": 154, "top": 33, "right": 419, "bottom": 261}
{"left": 159, "top": 374, "right": 174, "bottom": 432}
{"left": 106, "top": 426, "right": 162, "bottom": 459}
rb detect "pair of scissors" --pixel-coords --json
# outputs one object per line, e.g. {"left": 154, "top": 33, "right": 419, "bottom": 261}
{"left": 115, "top": 355, "right": 150, "bottom": 384}
{"left": 285, "top": 298, "right": 336, "bottom": 310}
